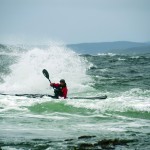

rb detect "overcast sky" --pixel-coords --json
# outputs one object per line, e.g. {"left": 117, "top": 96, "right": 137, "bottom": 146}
{"left": 0, "top": 0, "right": 150, "bottom": 44}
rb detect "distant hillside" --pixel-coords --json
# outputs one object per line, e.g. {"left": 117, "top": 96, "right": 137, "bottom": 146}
{"left": 1, "top": 42, "right": 150, "bottom": 55}
{"left": 67, "top": 41, "right": 150, "bottom": 54}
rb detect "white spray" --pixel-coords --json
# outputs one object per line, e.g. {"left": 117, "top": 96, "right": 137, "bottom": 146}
{"left": 0, "top": 44, "right": 92, "bottom": 95}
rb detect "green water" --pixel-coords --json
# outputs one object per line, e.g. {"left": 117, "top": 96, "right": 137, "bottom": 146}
{"left": 0, "top": 47, "right": 150, "bottom": 149}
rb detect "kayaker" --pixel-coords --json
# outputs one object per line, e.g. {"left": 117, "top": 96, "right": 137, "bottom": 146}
{"left": 50, "top": 79, "right": 68, "bottom": 99}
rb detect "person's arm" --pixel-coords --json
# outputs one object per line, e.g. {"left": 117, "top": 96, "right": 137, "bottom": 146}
{"left": 62, "top": 87, "right": 68, "bottom": 99}
{"left": 50, "top": 83, "right": 60, "bottom": 88}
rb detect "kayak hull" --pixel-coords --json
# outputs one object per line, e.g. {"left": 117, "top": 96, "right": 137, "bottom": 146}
{"left": 0, "top": 93, "right": 107, "bottom": 99}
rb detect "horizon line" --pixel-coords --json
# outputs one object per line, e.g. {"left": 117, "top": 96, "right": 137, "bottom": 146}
{"left": 0, "top": 40, "right": 150, "bottom": 46}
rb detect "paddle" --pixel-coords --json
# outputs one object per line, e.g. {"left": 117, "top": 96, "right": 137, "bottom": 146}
{"left": 42, "top": 69, "right": 51, "bottom": 83}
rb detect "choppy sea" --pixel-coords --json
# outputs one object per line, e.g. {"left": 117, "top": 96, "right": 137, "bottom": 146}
{"left": 0, "top": 44, "right": 150, "bottom": 149}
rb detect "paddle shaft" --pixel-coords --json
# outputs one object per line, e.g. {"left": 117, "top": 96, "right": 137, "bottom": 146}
{"left": 48, "top": 79, "right": 51, "bottom": 83}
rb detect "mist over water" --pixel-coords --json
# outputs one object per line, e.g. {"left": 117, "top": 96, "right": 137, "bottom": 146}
{"left": 0, "top": 44, "right": 150, "bottom": 149}
{"left": 0, "top": 44, "right": 92, "bottom": 94}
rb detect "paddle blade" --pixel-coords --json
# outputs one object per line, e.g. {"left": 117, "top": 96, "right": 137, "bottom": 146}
{"left": 42, "top": 69, "right": 49, "bottom": 80}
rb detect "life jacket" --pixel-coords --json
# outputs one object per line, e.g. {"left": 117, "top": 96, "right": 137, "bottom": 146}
{"left": 51, "top": 83, "right": 68, "bottom": 99}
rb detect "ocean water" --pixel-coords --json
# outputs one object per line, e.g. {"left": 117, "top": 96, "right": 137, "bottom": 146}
{"left": 0, "top": 45, "right": 150, "bottom": 150}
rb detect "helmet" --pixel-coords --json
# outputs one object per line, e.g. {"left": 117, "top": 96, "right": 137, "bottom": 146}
{"left": 60, "top": 79, "right": 65, "bottom": 83}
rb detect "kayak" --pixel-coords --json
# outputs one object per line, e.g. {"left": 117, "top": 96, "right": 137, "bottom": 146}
{"left": 70, "top": 95, "right": 107, "bottom": 100}
{"left": 0, "top": 93, "right": 107, "bottom": 100}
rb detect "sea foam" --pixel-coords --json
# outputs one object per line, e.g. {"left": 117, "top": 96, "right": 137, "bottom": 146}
{"left": 0, "top": 44, "right": 92, "bottom": 94}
